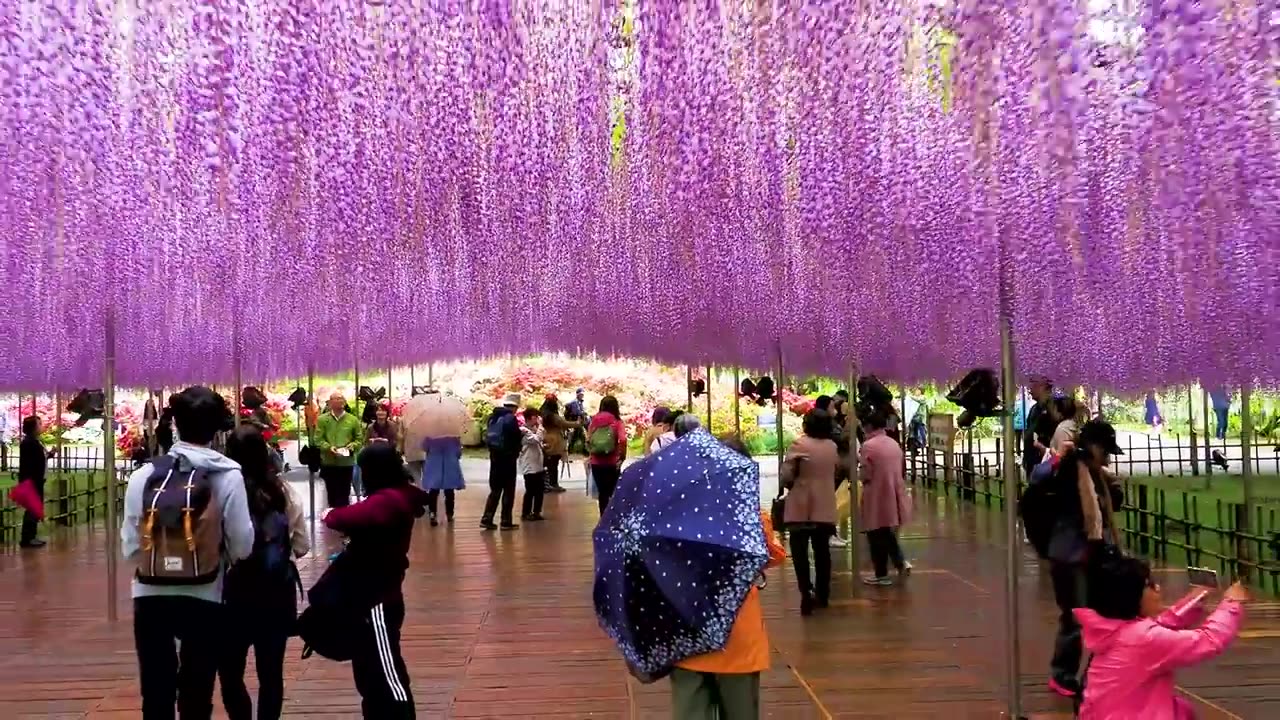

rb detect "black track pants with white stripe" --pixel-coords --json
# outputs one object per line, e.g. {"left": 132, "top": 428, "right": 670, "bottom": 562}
{"left": 351, "top": 598, "right": 415, "bottom": 719}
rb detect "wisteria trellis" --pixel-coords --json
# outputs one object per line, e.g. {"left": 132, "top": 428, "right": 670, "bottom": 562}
{"left": 0, "top": 0, "right": 1275, "bottom": 393}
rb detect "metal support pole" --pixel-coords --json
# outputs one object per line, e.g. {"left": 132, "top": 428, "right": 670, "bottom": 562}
{"left": 29, "top": 393, "right": 36, "bottom": 417}
{"left": 1241, "top": 382, "right": 1254, "bottom": 580}
{"left": 104, "top": 314, "right": 119, "bottom": 623}
{"left": 427, "top": 362, "right": 433, "bottom": 390}
{"left": 308, "top": 368, "right": 319, "bottom": 550}
{"left": 234, "top": 362, "right": 243, "bottom": 427}
{"left": 848, "top": 365, "right": 861, "bottom": 588}
{"left": 775, "top": 345, "right": 785, "bottom": 480}
{"left": 55, "top": 388, "right": 64, "bottom": 524}
{"left": 1188, "top": 386, "right": 1198, "bottom": 476}
{"left": 1202, "top": 388, "right": 1213, "bottom": 481}
{"left": 706, "top": 365, "right": 713, "bottom": 432}
{"left": 733, "top": 367, "right": 742, "bottom": 440}
{"left": 999, "top": 315, "right": 1022, "bottom": 719}
{"left": 354, "top": 358, "right": 361, "bottom": 421}
{"left": 687, "top": 366, "right": 694, "bottom": 412}
{"left": 388, "top": 366, "right": 393, "bottom": 402}
{"left": 901, "top": 386, "right": 910, "bottom": 478}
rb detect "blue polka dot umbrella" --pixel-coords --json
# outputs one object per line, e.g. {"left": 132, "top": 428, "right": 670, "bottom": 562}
{"left": 591, "top": 428, "right": 768, "bottom": 680}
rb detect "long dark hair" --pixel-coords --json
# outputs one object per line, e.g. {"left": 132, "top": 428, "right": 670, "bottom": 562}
{"left": 225, "top": 425, "right": 288, "bottom": 517}
{"left": 599, "top": 395, "right": 621, "bottom": 418}
{"left": 540, "top": 397, "right": 560, "bottom": 424}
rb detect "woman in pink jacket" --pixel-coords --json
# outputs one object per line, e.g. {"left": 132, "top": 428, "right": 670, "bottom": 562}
{"left": 1076, "top": 555, "right": 1246, "bottom": 719}
{"left": 859, "top": 409, "right": 912, "bottom": 586}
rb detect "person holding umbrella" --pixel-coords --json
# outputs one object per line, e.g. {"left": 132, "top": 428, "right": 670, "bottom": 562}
{"left": 400, "top": 391, "right": 471, "bottom": 526}
{"left": 665, "top": 436, "right": 788, "bottom": 719}
{"left": 593, "top": 428, "right": 777, "bottom": 711}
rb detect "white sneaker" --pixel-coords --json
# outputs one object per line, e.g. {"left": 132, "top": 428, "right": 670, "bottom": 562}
{"left": 899, "top": 561, "right": 913, "bottom": 576}
{"left": 862, "top": 575, "right": 892, "bottom": 586}
{"left": 829, "top": 535, "right": 849, "bottom": 548}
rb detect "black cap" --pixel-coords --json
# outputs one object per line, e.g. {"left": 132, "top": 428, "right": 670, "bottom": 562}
{"left": 1079, "top": 419, "right": 1123, "bottom": 456}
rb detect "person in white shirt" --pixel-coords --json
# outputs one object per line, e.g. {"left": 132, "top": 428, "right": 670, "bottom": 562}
{"left": 519, "top": 408, "right": 548, "bottom": 521}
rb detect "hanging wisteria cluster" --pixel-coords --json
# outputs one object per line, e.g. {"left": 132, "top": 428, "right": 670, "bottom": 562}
{"left": 0, "top": 0, "right": 1276, "bottom": 392}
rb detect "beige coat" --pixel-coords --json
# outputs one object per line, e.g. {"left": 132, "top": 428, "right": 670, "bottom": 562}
{"left": 542, "top": 413, "right": 580, "bottom": 457}
{"left": 781, "top": 435, "right": 840, "bottom": 526}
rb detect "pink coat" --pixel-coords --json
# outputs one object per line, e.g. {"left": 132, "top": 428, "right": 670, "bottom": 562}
{"left": 1076, "top": 596, "right": 1244, "bottom": 719}
{"left": 858, "top": 430, "right": 910, "bottom": 531}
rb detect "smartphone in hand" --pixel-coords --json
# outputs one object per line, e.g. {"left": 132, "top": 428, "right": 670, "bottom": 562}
{"left": 1188, "top": 566, "right": 1219, "bottom": 588}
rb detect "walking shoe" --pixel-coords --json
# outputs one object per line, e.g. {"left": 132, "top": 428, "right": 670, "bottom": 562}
{"left": 800, "top": 592, "right": 815, "bottom": 616}
{"left": 829, "top": 535, "right": 849, "bottom": 548}
{"left": 19, "top": 539, "right": 46, "bottom": 549}
{"left": 499, "top": 522, "right": 520, "bottom": 530}
{"left": 429, "top": 513, "right": 439, "bottom": 527}
{"left": 898, "top": 561, "right": 913, "bottom": 576}
{"left": 814, "top": 596, "right": 830, "bottom": 609}
{"left": 447, "top": 514, "right": 455, "bottom": 524}
{"left": 861, "top": 575, "right": 892, "bottom": 586}
{"left": 528, "top": 514, "right": 546, "bottom": 521}
{"left": 1048, "top": 675, "right": 1080, "bottom": 697}
{"left": 548, "top": 485, "right": 567, "bottom": 494}
{"left": 479, "top": 520, "right": 498, "bottom": 531}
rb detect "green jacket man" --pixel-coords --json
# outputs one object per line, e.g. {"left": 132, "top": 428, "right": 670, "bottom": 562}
{"left": 315, "top": 396, "right": 363, "bottom": 468}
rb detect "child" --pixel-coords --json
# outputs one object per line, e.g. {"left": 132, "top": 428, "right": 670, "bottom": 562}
{"left": 318, "top": 444, "right": 429, "bottom": 719}
{"left": 1075, "top": 555, "right": 1246, "bottom": 719}
{"left": 518, "top": 408, "right": 547, "bottom": 521}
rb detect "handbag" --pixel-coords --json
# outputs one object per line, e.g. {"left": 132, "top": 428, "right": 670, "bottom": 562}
{"left": 770, "top": 491, "right": 786, "bottom": 533}
{"left": 8, "top": 479, "right": 44, "bottom": 520}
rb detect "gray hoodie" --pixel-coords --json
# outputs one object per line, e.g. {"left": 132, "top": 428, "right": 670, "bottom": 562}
{"left": 121, "top": 441, "right": 255, "bottom": 603}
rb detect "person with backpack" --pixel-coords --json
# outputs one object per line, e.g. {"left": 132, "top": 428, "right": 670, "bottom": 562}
{"left": 1024, "top": 419, "right": 1126, "bottom": 700}
{"left": 304, "top": 443, "right": 428, "bottom": 719}
{"left": 586, "top": 395, "right": 627, "bottom": 514}
{"left": 120, "top": 385, "right": 255, "bottom": 720}
{"left": 316, "top": 392, "right": 364, "bottom": 509}
{"left": 480, "top": 393, "right": 524, "bottom": 530}
{"left": 218, "top": 425, "right": 310, "bottom": 720}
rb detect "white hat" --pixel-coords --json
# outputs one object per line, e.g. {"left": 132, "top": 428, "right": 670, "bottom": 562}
{"left": 501, "top": 392, "right": 522, "bottom": 408}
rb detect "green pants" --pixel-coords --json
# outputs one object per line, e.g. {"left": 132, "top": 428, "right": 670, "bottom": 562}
{"left": 670, "top": 667, "right": 761, "bottom": 720}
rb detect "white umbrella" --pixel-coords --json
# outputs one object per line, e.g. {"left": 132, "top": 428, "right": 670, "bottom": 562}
{"left": 401, "top": 392, "right": 471, "bottom": 449}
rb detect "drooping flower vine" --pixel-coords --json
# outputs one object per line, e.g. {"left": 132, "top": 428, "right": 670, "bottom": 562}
{"left": 0, "top": 0, "right": 1274, "bottom": 394}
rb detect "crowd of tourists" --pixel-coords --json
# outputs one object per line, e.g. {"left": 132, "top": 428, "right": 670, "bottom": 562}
{"left": 0, "top": 371, "right": 1240, "bottom": 720}
{"left": 1017, "top": 375, "right": 1249, "bottom": 718}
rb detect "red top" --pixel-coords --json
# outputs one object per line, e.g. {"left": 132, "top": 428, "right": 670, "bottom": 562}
{"left": 586, "top": 412, "right": 627, "bottom": 467}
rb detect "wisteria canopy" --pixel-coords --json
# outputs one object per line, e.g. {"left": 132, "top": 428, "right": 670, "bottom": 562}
{"left": 0, "top": 0, "right": 1276, "bottom": 393}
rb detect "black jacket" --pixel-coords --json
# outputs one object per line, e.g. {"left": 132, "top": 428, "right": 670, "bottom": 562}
{"left": 486, "top": 407, "right": 523, "bottom": 461}
{"left": 18, "top": 435, "right": 47, "bottom": 485}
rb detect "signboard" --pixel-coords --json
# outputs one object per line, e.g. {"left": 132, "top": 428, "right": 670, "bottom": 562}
{"left": 927, "top": 413, "right": 955, "bottom": 451}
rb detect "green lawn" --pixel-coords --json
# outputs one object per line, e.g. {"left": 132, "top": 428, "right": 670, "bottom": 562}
{"left": 1131, "top": 474, "right": 1280, "bottom": 510}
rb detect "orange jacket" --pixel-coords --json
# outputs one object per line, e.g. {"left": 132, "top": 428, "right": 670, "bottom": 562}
{"left": 676, "top": 510, "right": 787, "bottom": 674}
